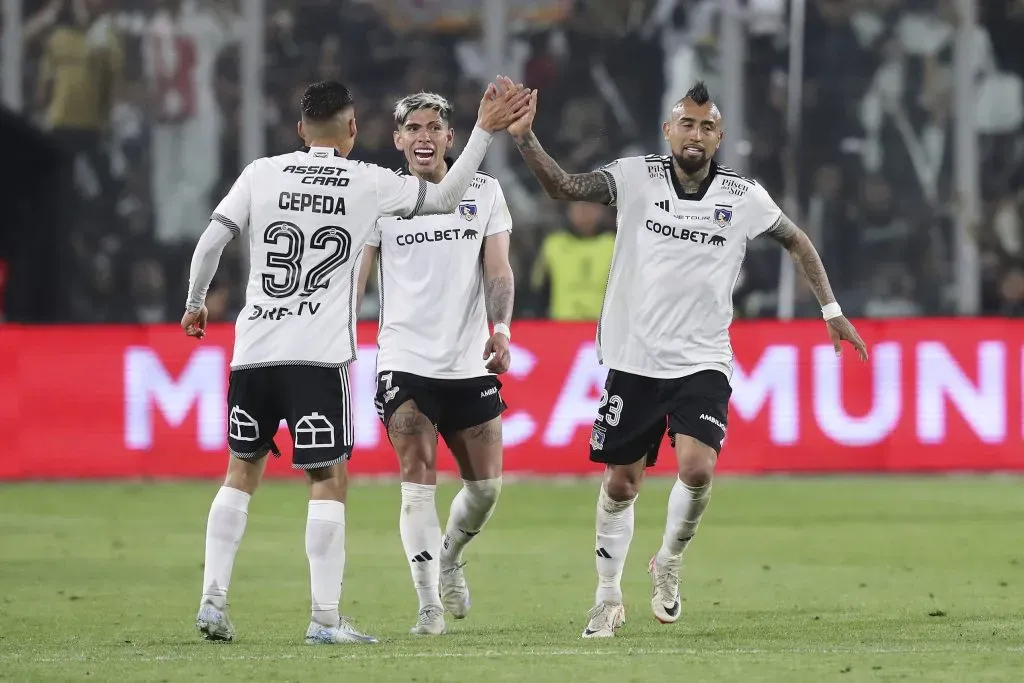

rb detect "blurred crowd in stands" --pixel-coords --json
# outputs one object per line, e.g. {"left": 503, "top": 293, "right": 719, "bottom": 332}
{"left": 5, "top": 0, "right": 1024, "bottom": 323}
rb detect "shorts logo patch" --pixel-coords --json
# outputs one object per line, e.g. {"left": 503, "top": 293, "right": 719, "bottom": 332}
{"left": 383, "top": 386, "right": 400, "bottom": 403}
{"left": 480, "top": 386, "right": 498, "bottom": 398}
{"left": 590, "top": 424, "right": 607, "bottom": 451}
{"left": 229, "top": 406, "right": 259, "bottom": 441}
{"left": 294, "top": 412, "right": 335, "bottom": 449}
{"left": 699, "top": 413, "right": 726, "bottom": 431}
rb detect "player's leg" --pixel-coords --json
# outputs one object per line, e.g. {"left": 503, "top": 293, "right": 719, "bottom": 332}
{"left": 650, "top": 370, "right": 731, "bottom": 624}
{"left": 377, "top": 373, "right": 446, "bottom": 635}
{"left": 583, "top": 370, "right": 667, "bottom": 638}
{"left": 288, "top": 365, "right": 377, "bottom": 645}
{"left": 197, "top": 368, "right": 279, "bottom": 642}
{"left": 436, "top": 376, "right": 507, "bottom": 619}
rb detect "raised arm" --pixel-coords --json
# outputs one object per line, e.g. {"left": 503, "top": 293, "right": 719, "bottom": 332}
{"left": 512, "top": 130, "right": 614, "bottom": 204}
{"left": 505, "top": 85, "right": 613, "bottom": 205}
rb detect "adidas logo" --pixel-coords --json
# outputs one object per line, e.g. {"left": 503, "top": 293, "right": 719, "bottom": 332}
{"left": 596, "top": 547, "right": 612, "bottom": 559}
{"left": 654, "top": 200, "right": 671, "bottom": 213}
{"left": 411, "top": 551, "right": 434, "bottom": 563}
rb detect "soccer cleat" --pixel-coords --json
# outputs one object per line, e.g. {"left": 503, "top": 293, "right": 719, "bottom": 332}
{"left": 409, "top": 604, "right": 446, "bottom": 635}
{"left": 440, "top": 561, "right": 470, "bottom": 619}
{"left": 649, "top": 554, "right": 682, "bottom": 624}
{"left": 304, "top": 617, "right": 379, "bottom": 645}
{"left": 196, "top": 599, "right": 236, "bottom": 642}
{"left": 581, "top": 602, "right": 626, "bottom": 638}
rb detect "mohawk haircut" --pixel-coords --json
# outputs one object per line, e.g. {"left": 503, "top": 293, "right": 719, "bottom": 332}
{"left": 684, "top": 81, "right": 712, "bottom": 105}
{"left": 300, "top": 81, "right": 355, "bottom": 122}
{"left": 393, "top": 92, "right": 454, "bottom": 127}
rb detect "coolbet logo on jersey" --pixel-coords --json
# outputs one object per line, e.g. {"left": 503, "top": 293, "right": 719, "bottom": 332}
{"left": 645, "top": 219, "right": 726, "bottom": 246}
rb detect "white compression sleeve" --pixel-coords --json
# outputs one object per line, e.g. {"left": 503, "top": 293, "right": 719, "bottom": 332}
{"left": 185, "top": 222, "right": 234, "bottom": 312}
{"left": 415, "top": 126, "right": 493, "bottom": 216}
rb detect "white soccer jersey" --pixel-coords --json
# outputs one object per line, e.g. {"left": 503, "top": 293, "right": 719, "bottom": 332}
{"left": 595, "top": 155, "right": 783, "bottom": 380}
{"left": 369, "top": 171, "right": 513, "bottom": 379}
{"left": 211, "top": 146, "right": 444, "bottom": 369}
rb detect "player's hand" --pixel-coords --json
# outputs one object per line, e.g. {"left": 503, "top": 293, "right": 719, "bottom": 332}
{"left": 181, "top": 306, "right": 209, "bottom": 340}
{"left": 483, "top": 331, "right": 511, "bottom": 374}
{"left": 506, "top": 81, "right": 537, "bottom": 140}
{"left": 476, "top": 77, "right": 532, "bottom": 134}
{"left": 826, "top": 316, "right": 868, "bottom": 361}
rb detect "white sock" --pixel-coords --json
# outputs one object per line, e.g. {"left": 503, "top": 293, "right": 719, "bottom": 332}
{"left": 441, "top": 478, "right": 502, "bottom": 564}
{"left": 306, "top": 499, "right": 346, "bottom": 627}
{"left": 594, "top": 485, "right": 636, "bottom": 605}
{"left": 400, "top": 482, "right": 442, "bottom": 610}
{"left": 201, "top": 486, "right": 250, "bottom": 609}
{"left": 656, "top": 477, "right": 712, "bottom": 562}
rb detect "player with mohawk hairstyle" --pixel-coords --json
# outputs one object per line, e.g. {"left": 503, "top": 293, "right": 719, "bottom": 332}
{"left": 506, "top": 78, "right": 868, "bottom": 638}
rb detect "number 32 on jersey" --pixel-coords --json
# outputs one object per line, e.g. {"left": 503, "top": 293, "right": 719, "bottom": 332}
{"left": 262, "top": 221, "right": 353, "bottom": 298}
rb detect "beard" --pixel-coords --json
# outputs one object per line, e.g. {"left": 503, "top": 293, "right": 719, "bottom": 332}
{"left": 672, "top": 149, "right": 710, "bottom": 175}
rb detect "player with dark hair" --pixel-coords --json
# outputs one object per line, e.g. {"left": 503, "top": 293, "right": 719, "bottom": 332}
{"left": 182, "top": 79, "right": 530, "bottom": 645}
{"left": 355, "top": 92, "right": 514, "bottom": 635}
{"left": 506, "top": 79, "right": 868, "bottom": 638}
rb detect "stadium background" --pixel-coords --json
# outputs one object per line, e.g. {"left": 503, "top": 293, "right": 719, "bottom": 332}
{"left": 1, "top": 0, "right": 1023, "bottom": 477}
{"left": 2, "top": 3, "right": 1024, "bottom": 681}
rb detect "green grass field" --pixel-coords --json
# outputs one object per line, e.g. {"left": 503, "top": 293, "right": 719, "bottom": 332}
{"left": 1, "top": 476, "right": 1022, "bottom": 682}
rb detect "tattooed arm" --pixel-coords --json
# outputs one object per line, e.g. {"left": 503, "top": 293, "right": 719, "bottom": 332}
{"left": 763, "top": 213, "right": 836, "bottom": 306}
{"left": 482, "top": 231, "right": 515, "bottom": 326}
{"left": 511, "top": 131, "right": 615, "bottom": 204}
{"left": 764, "top": 213, "right": 868, "bottom": 360}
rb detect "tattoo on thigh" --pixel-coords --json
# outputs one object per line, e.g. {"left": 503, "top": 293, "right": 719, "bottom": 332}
{"left": 464, "top": 421, "right": 502, "bottom": 445}
{"left": 388, "top": 407, "right": 434, "bottom": 438}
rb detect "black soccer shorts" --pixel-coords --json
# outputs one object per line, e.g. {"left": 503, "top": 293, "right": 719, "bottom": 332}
{"left": 588, "top": 369, "right": 732, "bottom": 467}
{"left": 374, "top": 370, "right": 507, "bottom": 435}
{"left": 226, "top": 364, "right": 354, "bottom": 470}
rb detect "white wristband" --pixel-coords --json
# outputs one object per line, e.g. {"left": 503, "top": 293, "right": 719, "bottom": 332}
{"left": 493, "top": 322, "right": 511, "bottom": 341}
{"left": 821, "top": 302, "right": 843, "bottom": 321}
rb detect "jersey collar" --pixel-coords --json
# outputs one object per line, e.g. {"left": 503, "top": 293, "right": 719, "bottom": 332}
{"left": 666, "top": 158, "right": 718, "bottom": 202}
{"left": 302, "top": 146, "right": 343, "bottom": 157}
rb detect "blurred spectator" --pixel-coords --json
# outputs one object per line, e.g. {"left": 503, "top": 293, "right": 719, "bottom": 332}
{"left": 529, "top": 202, "right": 614, "bottom": 320}
{"left": 143, "top": 0, "right": 238, "bottom": 247}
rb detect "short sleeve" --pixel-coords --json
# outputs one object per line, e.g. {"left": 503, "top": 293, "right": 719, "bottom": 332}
{"left": 745, "top": 181, "right": 783, "bottom": 240}
{"left": 484, "top": 180, "right": 513, "bottom": 236}
{"left": 594, "top": 158, "right": 628, "bottom": 207}
{"left": 210, "top": 162, "right": 254, "bottom": 238}
{"left": 366, "top": 220, "right": 382, "bottom": 248}
{"left": 375, "top": 166, "right": 426, "bottom": 219}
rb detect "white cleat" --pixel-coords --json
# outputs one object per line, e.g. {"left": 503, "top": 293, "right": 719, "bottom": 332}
{"left": 440, "top": 561, "right": 470, "bottom": 619}
{"left": 649, "top": 554, "right": 682, "bottom": 624}
{"left": 409, "top": 604, "right": 447, "bottom": 635}
{"left": 581, "top": 602, "right": 626, "bottom": 638}
{"left": 196, "top": 599, "right": 235, "bottom": 642}
{"left": 304, "top": 617, "right": 379, "bottom": 645}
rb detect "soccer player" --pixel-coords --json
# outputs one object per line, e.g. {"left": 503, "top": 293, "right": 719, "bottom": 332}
{"left": 506, "top": 79, "right": 868, "bottom": 638}
{"left": 355, "top": 92, "right": 514, "bottom": 636}
{"left": 181, "top": 79, "right": 530, "bottom": 645}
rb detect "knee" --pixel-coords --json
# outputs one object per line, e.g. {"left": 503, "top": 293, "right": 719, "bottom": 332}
{"left": 465, "top": 477, "right": 502, "bottom": 507}
{"left": 604, "top": 466, "right": 642, "bottom": 501}
{"left": 399, "top": 445, "right": 436, "bottom": 483}
{"left": 677, "top": 446, "right": 716, "bottom": 488}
